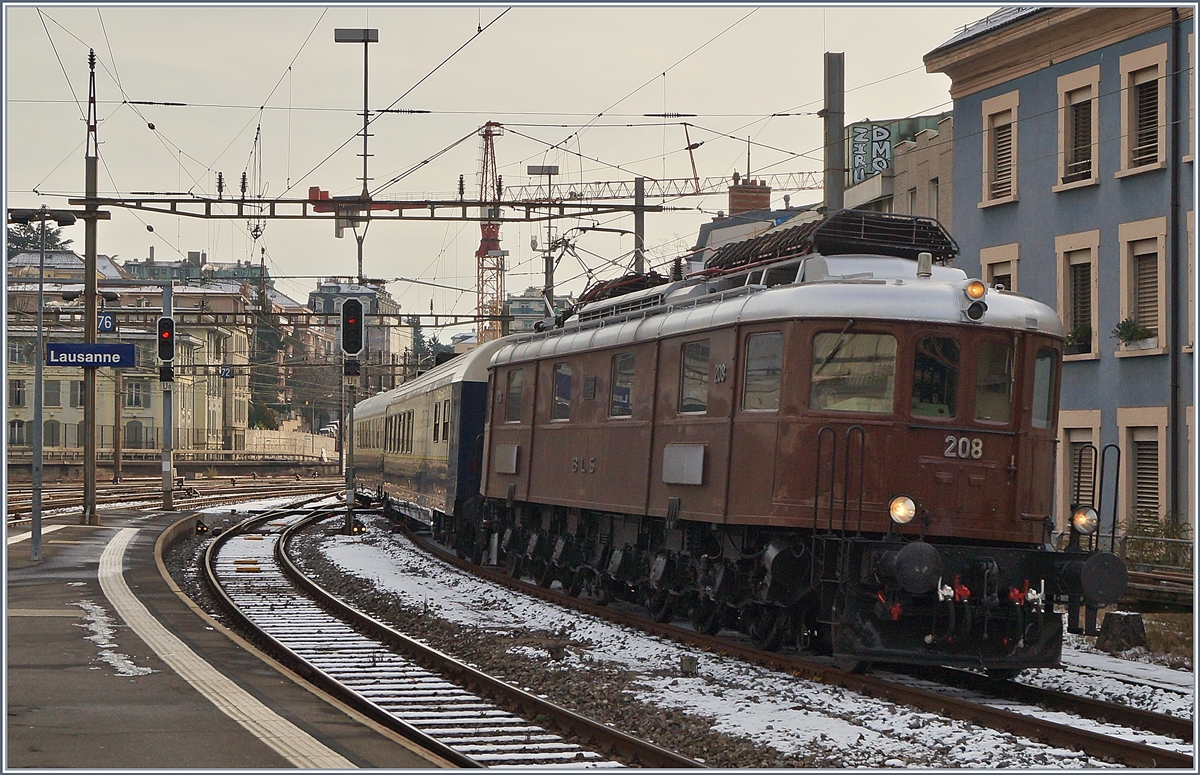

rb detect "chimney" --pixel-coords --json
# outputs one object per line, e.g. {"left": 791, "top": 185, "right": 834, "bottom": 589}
{"left": 148, "top": 245, "right": 155, "bottom": 263}
{"left": 201, "top": 251, "right": 207, "bottom": 265}
{"left": 728, "top": 175, "right": 771, "bottom": 215}
{"left": 187, "top": 251, "right": 201, "bottom": 267}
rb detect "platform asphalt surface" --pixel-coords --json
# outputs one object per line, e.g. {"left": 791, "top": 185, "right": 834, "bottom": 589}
{"left": 5, "top": 508, "right": 447, "bottom": 769}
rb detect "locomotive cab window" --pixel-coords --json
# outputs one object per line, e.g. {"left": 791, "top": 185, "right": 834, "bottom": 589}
{"left": 553, "top": 363, "right": 572, "bottom": 420}
{"left": 1031, "top": 346, "right": 1057, "bottom": 430}
{"left": 679, "top": 340, "right": 710, "bottom": 414}
{"left": 974, "top": 340, "right": 1014, "bottom": 423}
{"left": 505, "top": 369, "right": 524, "bottom": 423}
{"left": 610, "top": 352, "right": 635, "bottom": 417}
{"left": 810, "top": 332, "right": 896, "bottom": 414}
{"left": 742, "top": 332, "right": 782, "bottom": 411}
{"left": 911, "top": 336, "right": 959, "bottom": 418}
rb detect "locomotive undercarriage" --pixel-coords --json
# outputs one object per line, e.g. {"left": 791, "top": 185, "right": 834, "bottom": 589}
{"left": 459, "top": 498, "right": 1124, "bottom": 673}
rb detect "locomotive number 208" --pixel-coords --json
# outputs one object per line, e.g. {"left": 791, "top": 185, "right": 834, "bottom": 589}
{"left": 944, "top": 435, "right": 983, "bottom": 459}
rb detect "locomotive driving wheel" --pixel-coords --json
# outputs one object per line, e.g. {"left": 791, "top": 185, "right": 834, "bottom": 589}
{"left": 646, "top": 588, "right": 677, "bottom": 623}
{"left": 505, "top": 551, "right": 524, "bottom": 579}
{"left": 748, "top": 605, "right": 787, "bottom": 651}
{"left": 690, "top": 595, "right": 724, "bottom": 635}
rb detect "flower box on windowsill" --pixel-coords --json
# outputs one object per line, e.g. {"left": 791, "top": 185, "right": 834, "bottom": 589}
{"left": 1063, "top": 343, "right": 1091, "bottom": 356}
{"left": 1122, "top": 337, "right": 1158, "bottom": 351}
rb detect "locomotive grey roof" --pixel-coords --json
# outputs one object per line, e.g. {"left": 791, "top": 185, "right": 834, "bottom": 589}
{"left": 492, "top": 254, "right": 1063, "bottom": 367}
{"left": 354, "top": 336, "right": 507, "bottom": 421}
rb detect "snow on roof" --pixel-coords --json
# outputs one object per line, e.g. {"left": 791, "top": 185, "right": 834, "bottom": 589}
{"left": 927, "top": 7, "right": 1046, "bottom": 56}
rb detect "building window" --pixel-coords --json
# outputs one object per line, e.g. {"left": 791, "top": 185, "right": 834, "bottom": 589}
{"left": 125, "top": 380, "right": 149, "bottom": 409}
{"left": 1118, "top": 44, "right": 1168, "bottom": 175}
{"left": 1117, "top": 406, "right": 1168, "bottom": 534}
{"left": 9, "top": 379, "right": 26, "bottom": 408}
{"left": 980, "top": 243, "right": 1018, "bottom": 292}
{"left": 44, "top": 380, "right": 61, "bottom": 407}
{"left": 1056, "top": 66, "right": 1099, "bottom": 188}
{"left": 8, "top": 339, "right": 26, "bottom": 365}
{"left": 552, "top": 363, "right": 572, "bottom": 421}
{"left": 742, "top": 332, "right": 782, "bottom": 411}
{"left": 930, "top": 178, "right": 939, "bottom": 221}
{"left": 70, "top": 380, "right": 84, "bottom": 407}
{"left": 8, "top": 419, "right": 29, "bottom": 446}
{"left": 679, "top": 341, "right": 710, "bottom": 414}
{"left": 1066, "top": 429, "right": 1098, "bottom": 512}
{"left": 1055, "top": 230, "right": 1100, "bottom": 357}
{"left": 1118, "top": 218, "right": 1166, "bottom": 350}
{"left": 44, "top": 419, "right": 61, "bottom": 448}
{"left": 810, "top": 332, "right": 896, "bottom": 414}
{"left": 504, "top": 369, "right": 524, "bottom": 423}
{"left": 910, "top": 336, "right": 959, "bottom": 418}
{"left": 980, "top": 90, "right": 1019, "bottom": 206}
{"left": 907, "top": 187, "right": 917, "bottom": 215}
{"left": 609, "top": 353, "right": 635, "bottom": 417}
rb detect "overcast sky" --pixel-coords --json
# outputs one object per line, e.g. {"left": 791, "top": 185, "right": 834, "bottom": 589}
{"left": 5, "top": 3, "right": 994, "bottom": 333}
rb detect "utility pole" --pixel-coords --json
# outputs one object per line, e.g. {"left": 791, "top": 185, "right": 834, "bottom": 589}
{"left": 822, "top": 52, "right": 846, "bottom": 212}
{"left": 634, "top": 177, "right": 645, "bottom": 274}
{"left": 113, "top": 370, "right": 122, "bottom": 483}
{"left": 528, "top": 165, "right": 559, "bottom": 319}
{"left": 83, "top": 49, "right": 100, "bottom": 525}
{"left": 161, "top": 284, "right": 174, "bottom": 510}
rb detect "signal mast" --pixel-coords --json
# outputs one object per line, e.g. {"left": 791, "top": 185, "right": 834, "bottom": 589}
{"left": 475, "top": 122, "right": 506, "bottom": 343}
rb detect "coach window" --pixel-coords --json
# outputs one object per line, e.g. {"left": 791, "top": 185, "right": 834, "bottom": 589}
{"left": 442, "top": 399, "right": 451, "bottom": 441}
{"left": 1031, "top": 347, "right": 1057, "bottom": 430}
{"left": 742, "top": 332, "right": 782, "bottom": 411}
{"left": 679, "top": 340, "right": 710, "bottom": 413}
{"left": 505, "top": 369, "right": 524, "bottom": 423}
{"left": 910, "top": 336, "right": 959, "bottom": 418}
{"left": 433, "top": 401, "right": 441, "bottom": 441}
{"left": 553, "top": 363, "right": 573, "bottom": 420}
{"left": 810, "top": 332, "right": 896, "bottom": 413}
{"left": 974, "top": 340, "right": 1014, "bottom": 423}
{"left": 610, "top": 353, "right": 635, "bottom": 417}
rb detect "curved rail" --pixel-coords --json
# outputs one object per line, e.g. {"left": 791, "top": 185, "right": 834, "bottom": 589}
{"left": 205, "top": 507, "right": 703, "bottom": 768}
{"left": 405, "top": 526, "right": 1193, "bottom": 769}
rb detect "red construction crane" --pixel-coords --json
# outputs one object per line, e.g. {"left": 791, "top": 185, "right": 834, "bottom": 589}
{"left": 475, "top": 122, "right": 506, "bottom": 343}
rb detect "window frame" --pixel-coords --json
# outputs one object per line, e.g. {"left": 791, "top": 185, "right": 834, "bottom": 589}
{"left": 125, "top": 380, "right": 149, "bottom": 409}
{"left": 609, "top": 352, "right": 635, "bottom": 418}
{"left": 9, "top": 379, "right": 26, "bottom": 408}
{"left": 1116, "top": 406, "right": 1168, "bottom": 531}
{"left": 1117, "top": 43, "right": 1168, "bottom": 177}
{"left": 44, "top": 379, "right": 61, "bottom": 407}
{"left": 1055, "top": 230, "right": 1100, "bottom": 361}
{"left": 678, "top": 340, "right": 710, "bottom": 415}
{"left": 1117, "top": 217, "right": 1167, "bottom": 356}
{"left": 1054, "top": 66, "right": 1100, "bottom": 191}
{"left": 980, "top": 242, "right": 1019, "bottom": 293}
{"left": 552, "top": 362, "right": 572, "bottom": 421}
{"left": 980, "top": 90, "right": 1019, "bottom": 207}
{"left": 741, "top": 331, "right": 783, "bottom": 413}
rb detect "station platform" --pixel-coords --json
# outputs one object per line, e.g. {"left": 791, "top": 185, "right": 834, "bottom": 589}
{"left": 5, "top": 509, "right": 447, "bottom": 769}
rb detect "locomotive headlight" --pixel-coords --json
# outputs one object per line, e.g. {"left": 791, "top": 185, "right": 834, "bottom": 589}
{"left": 965, "top": 280, "right": 987, "bottom": 300}
{"left": 1071, "top": 505, "right": 1099, "bottom": 535}
{"left": 889, "top": 496, "right": 917, "bottom": 524}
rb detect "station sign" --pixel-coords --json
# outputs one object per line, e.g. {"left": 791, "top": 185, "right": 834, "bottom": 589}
{"left": 46, "top": 342, "right": 135, "bottom": 368}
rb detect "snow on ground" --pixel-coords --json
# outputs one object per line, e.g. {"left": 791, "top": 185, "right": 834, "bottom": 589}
{"left": 199, "top": 494, "right": 341, "bottom": 516}
{"left": 312, "top": 529, "right": 1188, "bottom": 768}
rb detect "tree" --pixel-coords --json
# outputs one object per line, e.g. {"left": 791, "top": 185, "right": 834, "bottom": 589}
{"left": 248, "top": 401, "right": 279, "bottom": 430}
{"left": 7, "top": 223, "right": 73, "bottom": 260}
{"left": 406, "top": 315, "right": 428, "bottom": 362}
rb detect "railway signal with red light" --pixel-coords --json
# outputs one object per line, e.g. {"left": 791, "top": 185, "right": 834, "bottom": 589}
{"left": 341, "top": 298, "right": 364, "bottom": 356}
{"left": 157, "top": 317, "right": 175, "bottom": 361}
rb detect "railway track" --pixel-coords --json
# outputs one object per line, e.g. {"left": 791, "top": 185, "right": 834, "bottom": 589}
{"left": 404, "top": 525, "right": 1193, "bottom": 769}
{"left": 203, "top": 506, "right": 702, "bottom": 768}
{"left": 6, "top": 477, "right": 343, "bottom": 524}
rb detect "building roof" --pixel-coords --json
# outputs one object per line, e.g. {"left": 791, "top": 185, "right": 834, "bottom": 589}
{"left": 926, "top": 7, "right": 1047, "bottom": 57}
{"left": 8, "top": 250, "right": 128, "bottom": 279}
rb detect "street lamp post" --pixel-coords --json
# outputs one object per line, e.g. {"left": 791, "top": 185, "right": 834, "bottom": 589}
{"left": 7, "top": 207, "right": 79, "bottom": 561}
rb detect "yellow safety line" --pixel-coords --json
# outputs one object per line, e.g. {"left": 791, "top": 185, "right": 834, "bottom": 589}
{"left": 98, "top": 528, "right": 355, "bottom": 768}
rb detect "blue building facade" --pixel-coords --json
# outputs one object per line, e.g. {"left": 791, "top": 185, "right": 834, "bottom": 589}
{"left": 926, "top": 7, "right": 1194, "bottom": 538}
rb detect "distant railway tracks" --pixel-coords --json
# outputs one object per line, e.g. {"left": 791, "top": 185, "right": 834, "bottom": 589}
{"left": 405, "top": 526, "right": 1193, "bottom": 769}
{"left": 6, "top": 476, "right": 343, "bottom": 524}
{"left": 203, "top": 506, "right": 703, "bottom": 768}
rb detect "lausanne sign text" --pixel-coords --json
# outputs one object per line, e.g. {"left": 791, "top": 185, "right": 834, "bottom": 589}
{"left": 46, "top": 343, "right": 135, "bottom": 368}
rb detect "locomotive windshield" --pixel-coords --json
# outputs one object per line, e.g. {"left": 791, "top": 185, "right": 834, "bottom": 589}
{"left": 911, "top": 336, "right": 960, "bottom": 418}
{"left": 974, "top": 340, "right": 1014, "bottom": 423}
{"left": 810, "top": 332, "right": 897, "bottom": 413}
{"left": 1031, "top": 346, "right": 1057, "bottom": 429}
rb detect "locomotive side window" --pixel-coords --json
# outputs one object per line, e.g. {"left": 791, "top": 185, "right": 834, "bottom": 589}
{"left": 810, "top": 332, "right": 897, "bottom": 413}
{"left": 553, "top": 363, "right": 572, "bottom": 420}
{"left": 679, "top": 340, "right": 710, "bottom": 414}
{"left": 742, "top": 332, "right": 782, "bottom": 411}
{"left": 911, "top": 336, "right": 959, "bottom": 418}
{"left": 974, "top": 340, "right": 1014, "bottom": 423}
{"left": 1031, "top": 346, "right": 1057, "bottom": 429}
{"left": 505, "top": 369, "right": 524, "bottom": 423}
{"left": 610, "top": 352, "right": 635, "bottom": 417}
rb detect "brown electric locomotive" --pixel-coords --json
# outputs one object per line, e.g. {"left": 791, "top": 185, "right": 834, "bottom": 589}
{"left": 359, "top": 210, "right": 1127, "bottom": 675}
